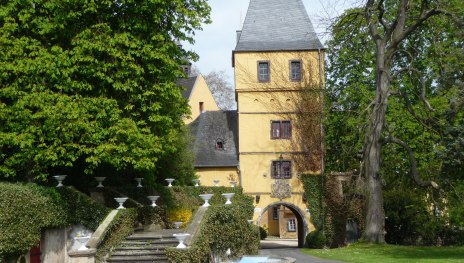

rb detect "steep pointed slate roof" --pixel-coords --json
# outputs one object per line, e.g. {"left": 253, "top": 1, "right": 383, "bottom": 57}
{"left": 189, "top": 111, "right": 239, "bottom": 167}
{"left": 235, "top": 0, "right": 323, "bottom": 52}
{"left": 177, "top": 76, "right": 198, "bottom": 99}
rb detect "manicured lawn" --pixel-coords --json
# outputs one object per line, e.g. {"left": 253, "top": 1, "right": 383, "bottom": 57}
{"left": 301, "top": 243, "right": 464, "bottom": 263}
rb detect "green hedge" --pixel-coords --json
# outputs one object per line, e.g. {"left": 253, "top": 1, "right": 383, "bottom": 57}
{"left": 95, "top": 209, "right": 138, "bottom": 263}
{"left": 165, "top": 189, "right": 259, "bottom": 262}
{"left": 0, "top": 182, "right": 109, "bottom": 258}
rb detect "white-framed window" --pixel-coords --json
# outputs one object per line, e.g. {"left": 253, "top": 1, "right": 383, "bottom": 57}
{"left": 288, "top": 218, "right": 296, "bottom": 232}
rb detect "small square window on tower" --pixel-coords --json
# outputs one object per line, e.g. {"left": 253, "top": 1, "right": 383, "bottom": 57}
{"left": 271, "top": 120, "right": 292, "bottom": 139}
{"left": 290, "top": 60, "right": 302, "bottom": 81}
{"left": 257, "top": 61, "right": 270, "bottom": 82}
{"left": 271, "top": 160, "right": 292, "bottom": 179}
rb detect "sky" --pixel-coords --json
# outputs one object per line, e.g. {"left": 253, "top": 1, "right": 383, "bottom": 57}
{"left": 184, "top": 0, "right": 359, "bottom": 82}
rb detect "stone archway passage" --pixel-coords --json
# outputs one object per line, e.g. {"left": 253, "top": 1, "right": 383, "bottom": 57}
{"left": 257, "top": 201, "right": 309, "bottom": 248}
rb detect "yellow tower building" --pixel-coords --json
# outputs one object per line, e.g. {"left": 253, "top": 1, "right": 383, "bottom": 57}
{"left": 232, "top": 0, "right": 325, "bottom": 247}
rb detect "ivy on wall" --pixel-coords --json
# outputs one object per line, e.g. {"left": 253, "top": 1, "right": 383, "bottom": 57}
{"left": 302, "top": 174, "right": 364, "bottom": 248}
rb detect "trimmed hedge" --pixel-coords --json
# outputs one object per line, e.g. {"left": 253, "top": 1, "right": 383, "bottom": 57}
{"left": 166, "top": 189, "right": 259, "bottom": 262}
{"left": 0, "top": 182, "right": 109, "bottom": 258}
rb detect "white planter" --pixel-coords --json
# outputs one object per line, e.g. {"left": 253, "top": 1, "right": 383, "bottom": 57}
{"left": 94, "top": 177, "right": 106, "bottom": 188}
{"left": 199, "top": 194, "right": 214, "bottom": 207}
{"left": 53, "top": 175, "right": 67, "bottom": 187}
{"left": 213, "top": 180, "right": 220, "bottom": 187}
{"left": 247, "top": 219, "right": 254, "bottom": 224}
{"left": 165, "top": 178, "right": 175, "bottom": 187}
{"left": 230, "top": 181, "right": 237, "bottom": 187}
{"left": 222, "top": 193, "right": 235, "bottom": 205}
{"left": 193, "top": 179, "right": 200, "bottom": 187}
{"left": 135, "top": 178, "right": 143, "bottom": 187}
{"left": 173, "top": 222, "right": 183, "bottom": 229}
{"left": 114, "top": 197, "right": 128, "bottom": 210}
{"left": 147, "top": 196, "right": 159, "bottom": 207}
{"left": 74, "top": 236, "right": 91, "bottom": 251}
{"left": 173, "top": 233, "right": 190, "bottom": 249}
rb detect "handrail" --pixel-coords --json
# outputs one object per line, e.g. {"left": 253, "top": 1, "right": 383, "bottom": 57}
{"left": 86, "top": 210, "right": 119, "bottom": 249}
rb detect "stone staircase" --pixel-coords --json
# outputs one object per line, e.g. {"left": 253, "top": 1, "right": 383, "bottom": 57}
{"left": 105, "top": 229, "right": 182, "bottom": 263}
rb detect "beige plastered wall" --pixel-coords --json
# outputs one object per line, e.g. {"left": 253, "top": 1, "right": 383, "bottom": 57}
{"left": 195, "top": 166, "right": 239, "bottom": 187}
{"left": 184, "top": 74, "right": 219, "bottom": 124}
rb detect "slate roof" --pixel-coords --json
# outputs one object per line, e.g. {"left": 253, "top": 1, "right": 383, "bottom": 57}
{"left": 189, "top": 111, "right": 239, "bottom": 167}
{"left": 177, "top": 76, "right": 198, "bottom": 99}
{"left": 234, "top": 0, "right": 323, "bottom": 52}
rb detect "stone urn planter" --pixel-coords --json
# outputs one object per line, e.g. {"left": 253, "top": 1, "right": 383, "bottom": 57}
{"left": 222, "top": 193, "right": 235, "bottom": 205}
{"left": 213, "top": 180, "right": 220, "bottom": 187}
{"left": 114, "top": 197, "right": 128, "bottom": 210}
{"left": 173, "top": 233, "right": 190, "bottom": 249}
{"left": 173, "top": 222, "right": 183, "bottom": 229}
{"left": 135, "top": 178, "right": 143, "bottom": 187}
{"left": 74, "top": 235, "right": 91, "bottom": 251}
{"left": 165, "top": 178, "right": 175, "bottom": 187}
{"left": 193, "top": 179, "right": 200, "bottom": 187}
{"left": 147, "top": 196, "right": 159, "bottom": 207}
{"left": 199, "top": 194, "right": 214, "bottom": 207}
{"left": 230, "top": 181, "right": 237, "bottom": 187}
{"left": 53, "top": 175, "right": 67, "bottom": 187}
{"left": 94, "top": 177, "right": 106, "bottom": 188}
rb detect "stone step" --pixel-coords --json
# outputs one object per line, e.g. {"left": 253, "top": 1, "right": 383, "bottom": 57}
{"left": 120, "top": 240, "right": 178, "bottom": 247}
{"left": 110, "top": 250, "right": 167, "bottom": 256}
{"left": 115, "top": 244, "right": 175, "bottom": 250}
{"left": 106, "top": 255, "right": 169, "bottom": 263}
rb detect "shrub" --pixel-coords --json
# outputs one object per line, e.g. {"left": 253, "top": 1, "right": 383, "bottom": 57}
{"left": 0, "top": 183, "right": 109, "bottom": 258}
{"left": 259, "top": 226, "right": 268, "bottom": 240}
{"left": 305, "top": 230, "right": 327, "bottom": 249}
{"left": 167, "top": 208, "right": 193, "bottom": 228}
{"left": 166, "top": 193, "right": 259, "bottom": 263}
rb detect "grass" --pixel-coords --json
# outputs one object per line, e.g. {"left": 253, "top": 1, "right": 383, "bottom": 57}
{"left": 301, "top": 243, "right": 464, "bottom": 263}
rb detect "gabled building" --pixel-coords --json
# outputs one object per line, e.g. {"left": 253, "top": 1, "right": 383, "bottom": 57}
{"left": 189, "top": 111, "right": 240, "bottom": 186}
{"left": 178, "top": 74, "right": 219, "bottom": 124}
{"left": 187, "top": 0, "right": 324, "bottom": 246}
{"left": 232, "top": 0, "right": 324, "bottom": 246}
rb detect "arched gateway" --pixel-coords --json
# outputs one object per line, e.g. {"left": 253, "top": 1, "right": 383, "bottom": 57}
{"left": 257, "top": 202, "right": 310, "bottom": 248}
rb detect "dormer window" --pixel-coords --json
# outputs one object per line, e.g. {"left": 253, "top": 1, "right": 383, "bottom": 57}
{"left": 215, "top": 139, "right": 224, "bottom": 150}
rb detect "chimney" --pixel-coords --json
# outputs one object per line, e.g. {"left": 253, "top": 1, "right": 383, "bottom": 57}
{"left": 236, "top": 30, "right": 242, "bottom": 44}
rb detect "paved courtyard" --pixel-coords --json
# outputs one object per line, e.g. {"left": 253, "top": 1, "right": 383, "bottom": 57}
{"left": 259, "top": 239, "right": 345, "bottom": 263}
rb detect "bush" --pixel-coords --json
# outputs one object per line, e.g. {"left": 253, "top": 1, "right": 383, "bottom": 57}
{"left": 259, "top": 226, "right": 268, "bottom": 240}
{"left": 0, "top": 183, "right": 109, "bottom": 258}
{"left": 166, "top": 193, "right": 259, "bottom": 263}
{"left": 306, "top": 230, "right": 327, "bottom": 249}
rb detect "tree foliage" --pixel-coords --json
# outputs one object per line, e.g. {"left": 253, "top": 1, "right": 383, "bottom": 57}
{"left": 326, "top": 0, "right": 464, "bottom": 243}
{"left": 0, "top": 0, "right": 211, "bottom": 181}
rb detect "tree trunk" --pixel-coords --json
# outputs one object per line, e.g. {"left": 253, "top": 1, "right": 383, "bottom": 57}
{"left": 363, "top": 46, "right": 390, "bottom": 243}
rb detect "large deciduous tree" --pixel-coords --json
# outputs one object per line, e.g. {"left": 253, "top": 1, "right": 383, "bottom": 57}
{"left": 204, "top": 70, "right": 236, "bottom": 110}
{"left": 0, "top": 0, "right": 211, "bottom": 181}
{"left": 327, "top": 0, "right": 463, "bottom": 243}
